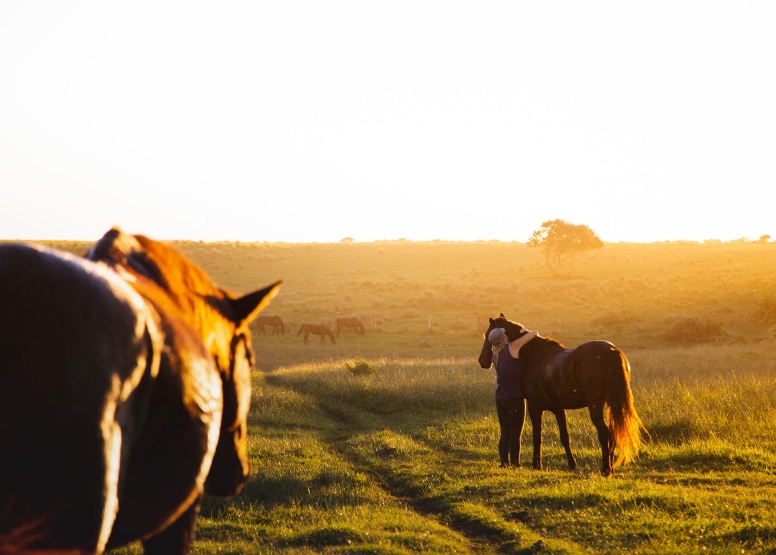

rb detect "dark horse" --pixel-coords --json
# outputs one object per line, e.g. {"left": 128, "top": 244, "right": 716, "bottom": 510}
{"left": 256, "top": 315, "right": 285, "bottom": 335}
{"left": 336, "top": 316, "right": 365, "bottom": 337}
{"left": 478, "top": 314, "right": 647, "bottom": 476}
{"left": 0, "top": 228, "right": 280, "bottom": 554}
{"left": 297, "top": 323, "right": 336, "bottom": 345}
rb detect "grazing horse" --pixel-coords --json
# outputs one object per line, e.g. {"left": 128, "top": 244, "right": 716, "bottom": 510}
{"left": 297, "top": 323, "right": 336, "bottom": 345}
{"left": 0, "top": 227, "right": 280, "bottom": 554}
{"left": 478, "top": 314, "right": 648, "bottom": 476}
{"left": 256, "top": 315, "right": 285, "bottom": 335}
{"left": 336, "top": 316, "right": 365, "bottom": 337}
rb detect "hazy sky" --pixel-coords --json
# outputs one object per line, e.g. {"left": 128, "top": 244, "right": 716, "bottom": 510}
{"left": 1, "top": 2, "right": 774, "bottom": 243}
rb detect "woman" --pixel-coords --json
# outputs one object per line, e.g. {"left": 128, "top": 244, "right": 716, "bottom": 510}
{"left": 488, "top": 326, "right": 538, "bottom": 467}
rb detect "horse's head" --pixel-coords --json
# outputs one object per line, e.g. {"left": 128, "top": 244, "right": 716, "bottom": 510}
{"left": 202, "top": 281, "right": 280, "bottom": 496}
{"left": 478, "top": 313, "right": 528, "bottom": 368}
{"left": 87, "top": 228, "right": 281, "bottom": 497}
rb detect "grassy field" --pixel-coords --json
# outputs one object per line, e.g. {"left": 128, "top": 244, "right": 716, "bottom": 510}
{"left": 34, "top": 238, "right": 776, "bottom": 553}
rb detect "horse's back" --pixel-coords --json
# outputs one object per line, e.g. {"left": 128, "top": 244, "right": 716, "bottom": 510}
{"left": 0, "top": 244, "right": 159, "bottom": 552}
{"left": 572, "top": 340, "right": 623, "bottom": 366}
{"left": 569, "top": 340, "right": 624, "bottom": 402}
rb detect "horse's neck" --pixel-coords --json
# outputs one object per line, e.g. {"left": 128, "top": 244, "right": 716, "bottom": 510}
{"left": 524, "top": 338, "right": 564, "bottom": 359}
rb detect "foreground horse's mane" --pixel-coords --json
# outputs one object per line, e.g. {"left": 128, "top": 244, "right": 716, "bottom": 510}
{"left": 88, "top": 228, "right": 244, "bottom": 371}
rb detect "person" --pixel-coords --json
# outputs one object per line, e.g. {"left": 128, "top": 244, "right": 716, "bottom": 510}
{"left": 487, "top": 326, "right": 538, "bottom": 468}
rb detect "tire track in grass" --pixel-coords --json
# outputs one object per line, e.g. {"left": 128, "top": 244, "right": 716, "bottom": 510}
{"left": 316, "top": 402, "right": 584, "bottom": 555}
{"left": 234, "top": 380, "right": 480, "bottom": 554}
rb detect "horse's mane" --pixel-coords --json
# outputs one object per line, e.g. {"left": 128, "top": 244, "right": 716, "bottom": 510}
{"left": 87, "top": 228, "right": 238, "bottom": 371}
{"left": 492, "top": 317, "right": 566, "bottom": 353}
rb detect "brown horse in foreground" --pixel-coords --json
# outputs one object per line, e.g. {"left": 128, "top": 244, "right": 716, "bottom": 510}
{"left": 479, "top": 314, "right": 648, "bottom": 476}
{"left": 336, "top": 316, "right": 365, "bottom": 337}
{"left": 297, "top": 323, "right": 336, "bottom": 345}
{"left": 0, "top": 228, "right": 280, "bottom": 554}
{"left": 256, "top": 315, "right": 285, "bottom": 335}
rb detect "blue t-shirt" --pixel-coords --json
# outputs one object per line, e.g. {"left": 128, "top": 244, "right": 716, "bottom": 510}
{"left": 494, "top": 346, "right": 524, "bottom": 400}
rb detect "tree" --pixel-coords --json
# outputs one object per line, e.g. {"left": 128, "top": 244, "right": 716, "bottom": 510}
{"left": 528, "top": 219, "right": 604, "bottom": 275}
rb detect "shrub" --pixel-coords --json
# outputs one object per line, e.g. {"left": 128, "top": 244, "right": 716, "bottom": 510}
{"left": 746, "top": 290, "right": 776, "bottom": 326}
{"left": 663, "top": 315, "right": 732, "bottom": 344}
{"left": 346, "top": 360, "right": 375, "bottom": 376}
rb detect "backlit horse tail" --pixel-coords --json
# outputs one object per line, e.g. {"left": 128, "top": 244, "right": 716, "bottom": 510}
{"left": 606, "top": 348, "right": 648, "bottom": 467}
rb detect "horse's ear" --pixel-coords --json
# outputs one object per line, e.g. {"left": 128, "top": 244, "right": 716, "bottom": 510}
{"left": 489, "top": 318, "right": 495, "bottom": 324}
{"left": 229, "top": 281, "right": 282, "bottom": 325}
{"left": 499, "top": 313, "right": 505, "bottom": 318}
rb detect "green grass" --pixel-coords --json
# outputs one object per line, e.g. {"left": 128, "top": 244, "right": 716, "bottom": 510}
{"left": 25, "top": 238, "right": 776, "bottom": 553}
{"left": 162, "top": 342, "right": 776, "bottom": 554}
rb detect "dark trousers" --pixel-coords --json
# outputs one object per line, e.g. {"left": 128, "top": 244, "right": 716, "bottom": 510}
{"left": 496, "top": 397, "right": 526, "bottom": 466}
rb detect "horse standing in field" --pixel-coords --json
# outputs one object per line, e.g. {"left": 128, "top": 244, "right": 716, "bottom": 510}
{"left": 336, "top": 316, "right": 365, "bottom": 337}
{"left": 0, "top": 227, "right": 280, "bottom": 554}
{"left": 479, "top": 314, "right": 648, "bottom": 476}
{"left": 256, "top": 315, "right": 285, "bottom": 335}
{"left": 297, "top": 323, "right": 336, "bottom": 345}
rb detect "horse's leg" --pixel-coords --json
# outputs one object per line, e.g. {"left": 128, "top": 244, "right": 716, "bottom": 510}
{"left": 303, "top": 332, "right": 309, "bottom": 345}
{"left": 552, "top": 409, "right": 577, "bottom": 472}
{"left": 527, "top": 402, "right": 544, "bottom": 470}
{"left": 142, "top": 494, "right": 202, "bottom": 555}
{"left": 588, "top": 404, "right": 612, "bottom": 476}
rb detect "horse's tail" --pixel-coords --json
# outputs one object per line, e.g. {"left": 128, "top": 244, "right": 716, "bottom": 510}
{"left": 606, "top": 348, "right": 649, "bottom": 468}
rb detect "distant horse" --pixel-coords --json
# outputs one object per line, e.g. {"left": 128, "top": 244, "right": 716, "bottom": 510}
{"left": 478, "top": 314, "right": 648, "bottom": 476}
{"left": 336, "top": 316, "right": 365, "bottom": 337}
{"left": 0, "top": 228, "right": 280, "bottom": 554}
{"left": 256, "top": 315, "right": 285, "bottom": 335}
{"left": 297, "top": 323, "right": 336, "bottom": 345}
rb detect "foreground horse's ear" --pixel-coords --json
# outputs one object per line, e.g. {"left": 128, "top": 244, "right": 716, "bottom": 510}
{"left": 499, "top": 313, "right": 505, "bottom": 318}
{"left": 229, "top": 281, "right": 282, "bottom": 325}
{"left": 489, "top": 318, "right": 495, "bottom": 325}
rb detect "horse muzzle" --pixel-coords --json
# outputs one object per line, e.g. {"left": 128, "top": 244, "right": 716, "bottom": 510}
{"left": 204, "top": 427, "right": 251, "bottom": 497}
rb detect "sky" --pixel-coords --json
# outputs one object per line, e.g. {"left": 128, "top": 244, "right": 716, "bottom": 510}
{"left": 0, "top": 2, "right": 774, "bottom": 243}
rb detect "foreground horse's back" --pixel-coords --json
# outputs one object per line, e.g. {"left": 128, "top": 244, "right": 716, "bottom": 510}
{"left": 0, "top": 243, "right": 161, "bottom": 553}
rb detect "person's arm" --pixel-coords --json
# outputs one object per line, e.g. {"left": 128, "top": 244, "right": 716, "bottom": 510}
{"left": 509, "top": 329, "right": 538, "bottom": 357}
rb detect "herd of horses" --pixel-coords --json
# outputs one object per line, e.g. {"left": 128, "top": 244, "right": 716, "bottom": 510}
{"left": 0, "top": 230, "right": 648, "bottom": 553}
{"left": 255, "top": 314, "right": 366, "bottom": 345}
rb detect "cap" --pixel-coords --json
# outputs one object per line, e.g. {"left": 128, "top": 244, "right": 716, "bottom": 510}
{"left": 488, "top": 327, "right": 507, "bottom": 345}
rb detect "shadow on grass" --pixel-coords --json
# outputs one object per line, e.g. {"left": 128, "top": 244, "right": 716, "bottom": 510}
{"left": 285, "top": 526, "right": 363, "bottom": 547}
{"left": 647, "top": 418, "right": 697, "bottom": 444}
{"left": 644, "top": 444, "right": 776, "bottom": 473}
